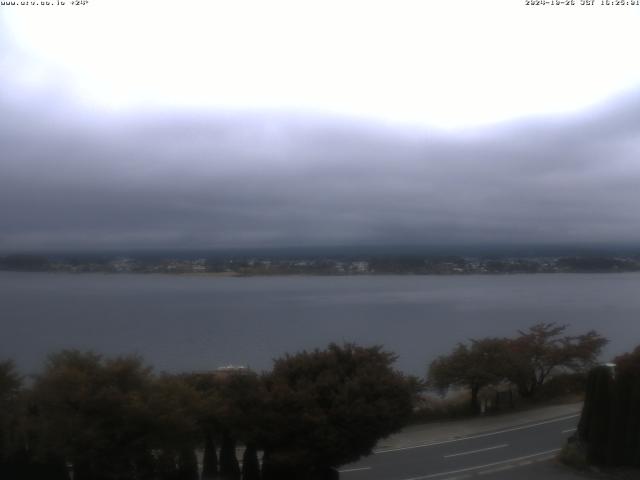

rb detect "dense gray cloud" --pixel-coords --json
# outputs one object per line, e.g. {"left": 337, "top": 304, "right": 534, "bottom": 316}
{"left": 1, "top": 90, "right": 640, "bottom": 252}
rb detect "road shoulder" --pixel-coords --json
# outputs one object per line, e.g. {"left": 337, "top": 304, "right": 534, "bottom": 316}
{"left": 376, "top": 402, "right": 583, "bottom": 452}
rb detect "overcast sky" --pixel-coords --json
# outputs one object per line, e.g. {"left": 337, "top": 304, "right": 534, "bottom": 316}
{"left": 1, "top": 1, "right": 640, "bottom": 252}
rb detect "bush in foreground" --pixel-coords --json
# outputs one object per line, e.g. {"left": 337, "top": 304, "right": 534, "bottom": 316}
{"left": 1, "top": 343, "right": 418, "bottom": 480}
{"left": 261, "top": 343, "right": 419, "bottom": 479}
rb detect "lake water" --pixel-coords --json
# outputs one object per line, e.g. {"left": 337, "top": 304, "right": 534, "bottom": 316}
{"left": 1, "top": 272, "right": 639, "bottom": 376}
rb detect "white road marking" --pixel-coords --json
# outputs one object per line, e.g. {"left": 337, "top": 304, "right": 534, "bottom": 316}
{"left": 562, "top": 427, "right": 577, "bottom": 433}
{"left": 398, "top": 448, "right": 561, "bottom": 480}
{"left": 375, "top": 414, "right": 579, "bottom": 454}
{"left": 478, "top": 464, "right": 514, "bottom": 475}
{"left": 443, "top": 444, "right": 508, "bottom": 459}
{"left": 338, "top": 466, "right": 372, "bottom": 473}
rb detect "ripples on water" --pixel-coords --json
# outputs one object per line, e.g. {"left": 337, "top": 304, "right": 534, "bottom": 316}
{"left": 1, "top": 272, "right": 639, "bottom": 375}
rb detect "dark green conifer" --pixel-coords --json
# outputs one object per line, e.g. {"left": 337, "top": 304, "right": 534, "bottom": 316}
{"left": 156, "top": 450, "right": 180, "bottom": 480}
{"left": 241, "top": 443, "right": 260, "bottom": 480}
{"left": 219, "top": 431, "right": 241, "bottom": 480}
{"left": 583, "top": 366, "right": 613, "bottom": 465}
{"left": 202, "top": 432, "right": 219, "bottom": 479}
{"left": 177, "top": 447, "right": 199, "bottom": 480}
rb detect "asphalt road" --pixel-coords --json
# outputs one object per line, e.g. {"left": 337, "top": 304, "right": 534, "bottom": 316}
{"left": 339, "top": 413, "right": 580, "bottom": 480}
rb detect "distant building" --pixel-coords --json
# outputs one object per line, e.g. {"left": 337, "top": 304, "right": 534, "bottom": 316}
{"left": 109, "top": 258, "right": 135, "bottom": 272}
{"left": 213, "top": 365, "right": 253, "bottom": 378}
{"left": 351, "top": 261, "right": 369, "bottom": 273}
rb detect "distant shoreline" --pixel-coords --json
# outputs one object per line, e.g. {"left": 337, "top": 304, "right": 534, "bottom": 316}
{"left": 3, "top": 269, "right": 640, "bottom": 277}
{"left": 3, "top": 253, "right": 640, "bottom": 276}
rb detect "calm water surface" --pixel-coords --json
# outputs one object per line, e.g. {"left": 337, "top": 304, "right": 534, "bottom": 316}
{"left": 1, "top": 272, "right": 639, "bottom": 375}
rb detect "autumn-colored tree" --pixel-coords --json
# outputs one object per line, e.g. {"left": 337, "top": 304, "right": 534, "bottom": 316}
{"left": 507, "top": 323, "right": 607, "bottom": 398}
{"left": 428, "top": 338, "right": 510, "bottom": 413}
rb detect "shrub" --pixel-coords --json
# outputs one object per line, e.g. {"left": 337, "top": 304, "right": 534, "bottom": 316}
{"left": 535, "top": 373, "right": 587, "bottom": 401}
{"left": 559, "top": 441, "right": 588, "bottom": 470}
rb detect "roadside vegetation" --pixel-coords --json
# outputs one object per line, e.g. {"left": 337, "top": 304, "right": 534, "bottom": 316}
{"left": 0, "top": 323, "right": 617, "bottom": 479}
{"left": 0, "top": 344, "right": 418, "bottom": 480}
{"left": 425, "top": 322, "right": 607, "bottom": 416}
{"left": 561, "top": 345, "right": 640, "bottom": 471}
